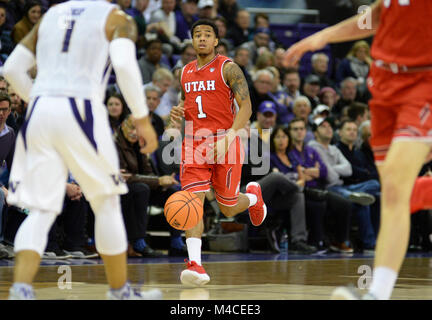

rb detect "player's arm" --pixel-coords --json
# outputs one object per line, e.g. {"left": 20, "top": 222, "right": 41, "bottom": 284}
{"left": 169, "top": 67, "right": 185, "bottom": 124}
{"left": 284, "top": 0, "right": 382, "bottom": 67}
{"left": 223, "top": 61, "right": 252, "bottom": 145}
{"left": 106, "top": 9, "right": 157, "bottom": 154}
{"left": 2, "top": 19, "right": 41, "bottom": 103}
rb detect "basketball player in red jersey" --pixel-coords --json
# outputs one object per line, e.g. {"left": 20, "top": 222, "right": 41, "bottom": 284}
{"left": 284, "top": 0, "right": 432, "bottom": 299}
{"left": 170, "top": 19, "right": 267, "bottom": 286}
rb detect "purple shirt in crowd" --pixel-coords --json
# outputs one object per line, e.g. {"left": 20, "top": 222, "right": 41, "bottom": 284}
{"left": 287, "top": 145, "right": 328, "bottom": 188}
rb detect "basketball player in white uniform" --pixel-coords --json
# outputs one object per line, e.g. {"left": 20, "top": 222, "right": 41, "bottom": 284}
{"left": 3, "top": 0, "right": 160, "bottom": 300}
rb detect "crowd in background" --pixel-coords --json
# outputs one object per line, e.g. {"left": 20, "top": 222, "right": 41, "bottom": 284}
{"left": 0, "top": 0, "right": 431, "bottom": 260}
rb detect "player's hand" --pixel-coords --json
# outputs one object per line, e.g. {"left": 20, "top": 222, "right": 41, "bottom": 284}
{"left": 170, "top": 105, "right": 184, "bottom": 124}
{"left": 134, "top": 115, "right": 158, "bottom": 154}
{"left": 283, "top": 33, "right": 328, "bottom": 68}
{"left": 207, "top": 130, "right": 235, "bottom": 164}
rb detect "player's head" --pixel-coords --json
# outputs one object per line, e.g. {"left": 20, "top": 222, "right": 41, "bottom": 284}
{"left": 191, "top": 19, "right": 219, "bottom": 55}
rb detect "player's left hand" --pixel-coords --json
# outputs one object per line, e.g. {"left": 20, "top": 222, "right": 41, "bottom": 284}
{"left": 207, "top": 136, "right": 229, "bottom": 164}
{"left": 134, "top": 115, "right": 158, "bottom": 154}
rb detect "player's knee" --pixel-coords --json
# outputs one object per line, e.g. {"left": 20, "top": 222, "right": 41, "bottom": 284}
{"left": 219, "top": 205, "right": 236, "bottom": 217}
{"left": 90, "top": 194, "right": 128, "bottom": 255}
{"left": 14, "top": 209, "right": 58, "bottom": 256}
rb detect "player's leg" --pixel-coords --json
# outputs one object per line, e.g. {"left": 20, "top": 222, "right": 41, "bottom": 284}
{"left": 180, "top": 191, "right": 211, "bottom": 286}
{"left": 367, "top": 141, "right": 430, "bottom": 300}
{"left": 57, "top": 98, "right": 161, "bottom": 299}
{"left": 6, "top": 100, "right": 69, "bottom": 299}
{"left": 213, "top": 138, "right": 266, "bottom": 225}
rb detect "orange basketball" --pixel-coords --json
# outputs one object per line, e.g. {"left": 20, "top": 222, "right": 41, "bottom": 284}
{"left": 164, "top": 191, "right": 203, "bottom": 230}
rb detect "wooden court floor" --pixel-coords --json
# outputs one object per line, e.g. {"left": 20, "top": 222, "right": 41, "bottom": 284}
{"left": 1, "top": 254, "right": 432, "bottom": 300}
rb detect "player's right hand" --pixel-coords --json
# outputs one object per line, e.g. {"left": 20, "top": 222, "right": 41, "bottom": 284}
{"left": 283, "top": 33, "right": 328, "bottom": 68}
{"left": 170, "top": 105, "right": 184, "bottom": 123}
{"left": 134, "top": 116, "right": 158, "bottom": 154}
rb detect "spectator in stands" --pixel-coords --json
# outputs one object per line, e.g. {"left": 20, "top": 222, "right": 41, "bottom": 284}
{"left": 145, "top": 84, "right": 165, "bottom": 138}
{"left": 266, "top": 66, "right": 292, "bottom": 125}
{"left": 309, "top": 52, "right": 335, "bottom": 89}
{"left": 249, "top": 48, "right": 275, "bottom": 78}
{"left": 156, "top": 67, "right": 181, "bottom": 122}
{"left": 227, "top": 9, "right": 251, "bottom": 48}
{"left": 333, "top": 77, "right": 358, "bottom": 118}
{"left": 233, "top": 46, "right": 253, "bottom": 88}
{"left": 217, "top": 0, "right": 239, "bottom": 26}
{"left": 175, "top": 0, "right": 198, "bottom": 41}
{"left": 319, "top": 86, "right": 337, "bottom": 111}
{"left": 125, "top": 0, "right": 148, "bottom": 52}
{"left": 105, "top": 92, "right": 130, "bottom": 133}
{"left": 149, "top": 0, "right": 177, "bottom": 39}
{"left": 252, "top": 13, "right": 282, "bottom": 48}
{"left": 355, "top": 122, "right": 379, "bottom": 186}
{"left": 337, "top": 120, "right": 381, "bottom": 250}
{"left": 241, "top": 27, "right": 274, "bottom": 65}
{"left": 292, "top": 96, "right": 314, "bottom": 144}
{"left": 197, "top": 0, "right": 216, "bottom": 19}
{"left": 215, "top": 41, "right": 229, "bottom": 56}
{"left": 347, "top": 101, "right": 369, "bottom": 129}
{"left": 8, "top": 86, "right": 25, "bottom": 132}
{"left": 301, "top": 74, "right": 321, "bottom": 110}
{"left": 0, "top": 5, "right": 13, "bottom": 63}
{"left": 251, "top": 100, "right": 277, "bottom": 144}
{"left": 12, "top": 0, "right": 41, "bottom": 44}
{"left": 116, "top": 115, "right": 186, "bottom": 257}
{"left": 249, "top": 69, "right": 274, "bottom": 122}
{"left": 311, "top": 104, "right": 330, "bottom": 122}
{"left": 173, "top": 42, "right": 196, "bottom": 70}
{"left": 143, "top": 68, "right": 175, "bottom": 121}
{"left": 138, "top": 39, "right": 171, "bottom": 84}
{"left": 274, "top": 47, "right": 288, "bottom": 80}
{"left": 268, "top": 125, "right": 318, "bottom": 254}
{"left": 287, "top": 118, "right": 353, "bottom": 253}
{"left": 0, "top": 92, "right": 15, "bottom": 259}
{"left": 335, "top": 40, "right": 372, "bottom": 87}
{"left": 309, "top": 118, "right": 378, "bottom": 251}
{"left": 213, "top": 16, "right": 233, "bottom": 51}
{"left": 117, "top": 0, "right": 132, "bottom": 11}
{"left": 283, "top": 68, "right": 301, "bottom": 102}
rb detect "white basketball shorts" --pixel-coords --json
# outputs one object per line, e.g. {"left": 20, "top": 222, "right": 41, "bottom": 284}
{"left": 7, "top": 96, "right": 128, "bottom": 213}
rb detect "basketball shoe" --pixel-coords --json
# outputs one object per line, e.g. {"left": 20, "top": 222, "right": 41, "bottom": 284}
{"left": 107, "top": 282, "right": 163, "bottom": 300}
{"left": 246, "top": 182, "right": 267, "bottom": 226}
{"left": 331, "top": 286, "right": 377, "bottom": 300}
{"left": 180, "top": 260, "right": 210, "bottom": 286}
{"left": 9, "top": 284, "right": 36, "bottom": 300}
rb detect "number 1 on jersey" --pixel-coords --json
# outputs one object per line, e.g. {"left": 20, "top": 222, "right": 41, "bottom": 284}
{"left": 62, "top": 20, "right": 76, "bottom": 53}
{"left": 195, "top": 95, "right": 207, "bottom": 119}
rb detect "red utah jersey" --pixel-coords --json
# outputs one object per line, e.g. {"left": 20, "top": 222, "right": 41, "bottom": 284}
{"left": 371, "top": 0, "right": 432, "bottom": 66}
{"left": 181, "top": 55, "right": 235, "bottom": 136}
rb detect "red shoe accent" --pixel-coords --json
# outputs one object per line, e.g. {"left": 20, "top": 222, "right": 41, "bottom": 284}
{"left": 184, "top": 259, "right": 207, "bottom": 274}
{"left": 246, "top": 182, "right": 267, "bottom": 226}
{"left": 411, "top": 176, "right": 432, "bottom": 214}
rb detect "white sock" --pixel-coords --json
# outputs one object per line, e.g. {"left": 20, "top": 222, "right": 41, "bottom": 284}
{"left": 245, "top": 193, "right": 257, "bottom": 207}
{"left": 186, "top": 238, "right": 202, "bottom": 265}
{"left": 368, "top": 266, "right": 398, "bottom": 300}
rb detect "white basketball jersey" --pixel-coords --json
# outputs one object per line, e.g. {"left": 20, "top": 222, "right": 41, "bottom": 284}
{"left": 31, "top": 1, "right": 118, "bottom": 102}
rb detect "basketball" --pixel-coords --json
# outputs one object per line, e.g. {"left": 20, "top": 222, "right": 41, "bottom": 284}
{"left": 164, "top": 191, "right": 203, "bottom": 230}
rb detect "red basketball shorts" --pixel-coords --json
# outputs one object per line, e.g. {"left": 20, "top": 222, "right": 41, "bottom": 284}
{"left": 180, "top": 135, "right": 244, "bottom": 207}
{"left": 368, "top": 65, "right": 432, "bottom": 164}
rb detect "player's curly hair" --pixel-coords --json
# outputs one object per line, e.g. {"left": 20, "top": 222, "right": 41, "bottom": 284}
{"left": 191, "top": 19, "right": 219, "bottom": 39}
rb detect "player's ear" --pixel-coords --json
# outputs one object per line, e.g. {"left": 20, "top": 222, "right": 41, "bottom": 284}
{"left": 214, "top": 38, "right": 219, "bottom": 48}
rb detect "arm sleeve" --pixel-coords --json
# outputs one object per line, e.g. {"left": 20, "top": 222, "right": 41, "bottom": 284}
{"left": 2, "top": 44, "right": 35, "bottom": 103}
{"left": 109, "top": 38, "right": 149, "bottom": 119}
